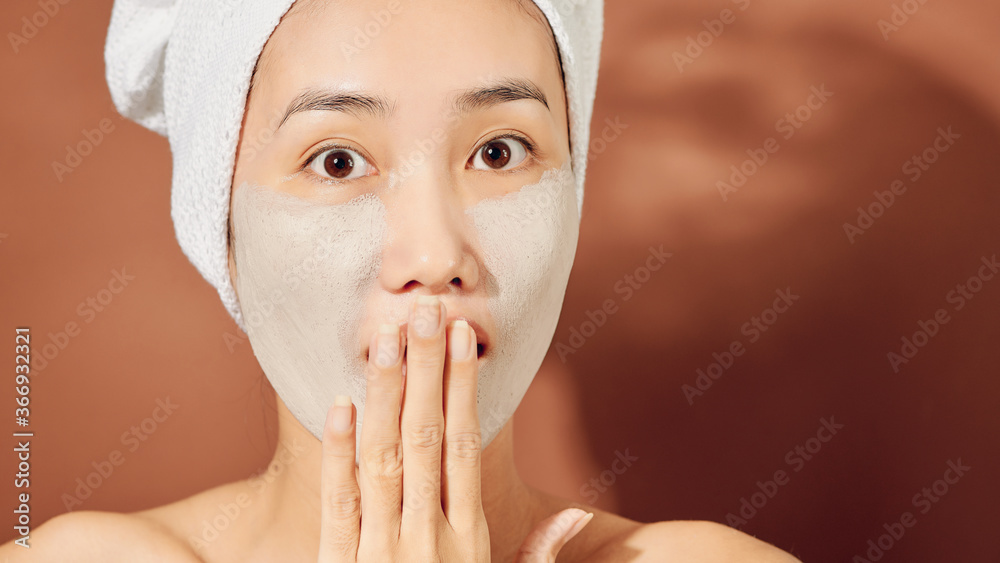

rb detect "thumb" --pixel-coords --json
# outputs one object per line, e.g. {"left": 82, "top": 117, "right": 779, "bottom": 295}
{"left": 514, "top": 508, "right": 595, "bottom": 563}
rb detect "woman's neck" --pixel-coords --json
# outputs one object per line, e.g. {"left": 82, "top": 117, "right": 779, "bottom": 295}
{"left": 254, "top": 398, "right": 545, "bottom": 560}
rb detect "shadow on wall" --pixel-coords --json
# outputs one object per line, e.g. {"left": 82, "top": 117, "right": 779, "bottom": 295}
{"left": 516, "top": 2, "right": 1000, "bottom": 562}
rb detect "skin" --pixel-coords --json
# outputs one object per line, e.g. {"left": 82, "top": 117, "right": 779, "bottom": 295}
{"left": 1, "top": 0, "right": 803, "bottom": 560}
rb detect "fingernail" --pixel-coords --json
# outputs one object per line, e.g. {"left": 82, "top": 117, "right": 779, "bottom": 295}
{"left": 375, "top": 323, "right": 399, "bottom": 367}
{"left": 449, "top": 320, "right": 472, "bottom": 361}
{"left": 332, "top": 395, "right": 353, "bottom": 433}
{"left": 414, "top": 295, "right": 441, "bottom": 338}
{"left": 563, "top": 511, "right": 594, "bottom": 542}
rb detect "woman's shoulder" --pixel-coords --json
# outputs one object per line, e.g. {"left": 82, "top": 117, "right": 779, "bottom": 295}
{"left": 0, "top": 508, "right": 202, "bottom": 562}
{"left": 532, "top": 489, "right": 801, "bottom": 563}
{"left": 0, "top": 480, "right": 255, "bottom": 562}
{"left": 582, "top": 516, "right": 803, "bottom": 562}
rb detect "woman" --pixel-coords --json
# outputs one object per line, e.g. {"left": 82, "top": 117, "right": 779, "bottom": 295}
{"left": 5, "top": 0, "right": 800, "bottom": 560}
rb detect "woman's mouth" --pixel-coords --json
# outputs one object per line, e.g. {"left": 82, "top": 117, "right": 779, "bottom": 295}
{"left": 363, "top": 316, "right": 490, "bottom": 364}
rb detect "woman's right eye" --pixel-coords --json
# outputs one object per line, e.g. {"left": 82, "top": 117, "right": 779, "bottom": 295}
{"left": 307, "top": 146, "right": 373, "bottom": 181}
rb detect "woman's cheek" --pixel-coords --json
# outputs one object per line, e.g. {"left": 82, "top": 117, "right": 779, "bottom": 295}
{"left": 467, "top": 161, "right": 580, "bottom": 448}
{"left": 231, "top": 181, "right": 386, "bottom": 443}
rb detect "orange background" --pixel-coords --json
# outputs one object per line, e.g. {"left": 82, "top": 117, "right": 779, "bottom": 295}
{"left": 2, "top": 0, "right": 999, "bottom": 561}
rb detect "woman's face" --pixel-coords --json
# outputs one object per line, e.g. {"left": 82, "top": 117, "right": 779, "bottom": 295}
{"left": 228, "top": 0, "right": 578, "bottom": 448}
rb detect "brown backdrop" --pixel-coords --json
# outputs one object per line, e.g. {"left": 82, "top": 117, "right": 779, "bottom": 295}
{"left": 2, "top": 0, "right": 999, "bottom": 561}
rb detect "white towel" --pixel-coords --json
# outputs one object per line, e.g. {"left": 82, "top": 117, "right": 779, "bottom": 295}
{"left": 105, "top": 0, "right": 604, "bottom": 331}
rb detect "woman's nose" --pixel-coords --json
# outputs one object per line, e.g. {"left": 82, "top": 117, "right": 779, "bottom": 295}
{"left": 378, "top": 167, "right": 480, "bottom": 295}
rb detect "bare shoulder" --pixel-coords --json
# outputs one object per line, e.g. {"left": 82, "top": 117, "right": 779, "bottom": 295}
{"left": 0, "top": 479, "right": 258, "bottom": 561}
{"left": 0, "top": 509, "right": 202, "bottom": 562}
{"left": 534, "top": 488, "right": 800, "bottom": 562}
{"left": 585, "top": 519, "right": 802, "bottom": 562}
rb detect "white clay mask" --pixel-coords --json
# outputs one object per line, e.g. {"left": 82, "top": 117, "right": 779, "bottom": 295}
{"left": 230, "top": 161, "right": 579, "bottom": 456}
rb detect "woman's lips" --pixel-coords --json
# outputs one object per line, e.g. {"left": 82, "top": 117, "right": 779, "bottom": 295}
{"left": 363, "top": 315, "right": 490, "bottom": 363}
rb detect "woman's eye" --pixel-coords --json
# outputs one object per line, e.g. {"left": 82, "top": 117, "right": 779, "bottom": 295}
{"left": 471, "top": 137, "right": 529, "bottom": 171}
{"left": 308, "top": 147, "right": 371, "bottom": 181}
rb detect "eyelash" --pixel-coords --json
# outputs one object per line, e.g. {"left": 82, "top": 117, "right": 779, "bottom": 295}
{"left": 299, "top": 132, "right": 541, "bottom": 183}
{"left": 300, "top": 142, "right": 370, "bottom": 184}
{"left": 480, "top": 131, "right": 539, "bottom": 160}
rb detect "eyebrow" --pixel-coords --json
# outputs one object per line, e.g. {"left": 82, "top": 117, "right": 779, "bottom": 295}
{"left": 276, "top": 77, "right": 549, "bottom": 130}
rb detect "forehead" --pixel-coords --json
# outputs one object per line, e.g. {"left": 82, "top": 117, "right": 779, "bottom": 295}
{"left": 249, "top": 0, "right": 563, "bottom": 114}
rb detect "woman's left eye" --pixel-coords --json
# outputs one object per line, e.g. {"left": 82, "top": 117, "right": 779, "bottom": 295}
{"left": 307, "top": 146, "right": 372, "bottom": 181}
{"left": 470, "top": 137, "right": 530, "bottom": 171}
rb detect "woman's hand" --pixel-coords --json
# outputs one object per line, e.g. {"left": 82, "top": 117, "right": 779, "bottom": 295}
{"left": 317, "top": 295, "right": 594, "bottom": 562}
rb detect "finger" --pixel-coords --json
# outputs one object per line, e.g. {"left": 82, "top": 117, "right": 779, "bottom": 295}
{"left": 358, "top": 323, "right": 405, "bottom": 549}
{"left": 441, "top": 319, "right": 484, "bottom": 528}
{"left": 514, "top": 509, "right": 594, "bottom": 563}
{"left": 400, "top": 294, "right": 447, "bottom": 530}
{"left": 318, "top": 395, "right": 361, "bottom": 563}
